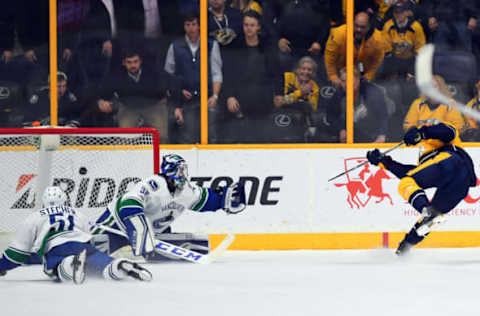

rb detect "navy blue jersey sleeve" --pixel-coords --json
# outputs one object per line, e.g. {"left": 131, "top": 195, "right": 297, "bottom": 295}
{"left": 422, "top": 123, "right": 456, "bottom": 143}
{"left": 191, "top": 188, "right": 223, "bottom": 212}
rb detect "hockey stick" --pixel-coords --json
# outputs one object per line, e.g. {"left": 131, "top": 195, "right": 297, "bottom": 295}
{"left": 328, "top": 142, "right": 404, "bottom": 182}
{"left": 92, "top": 224, "right": 234, "bottom": 264}
{"left": 416, "top": 44, "right": 480, "bottom": 122}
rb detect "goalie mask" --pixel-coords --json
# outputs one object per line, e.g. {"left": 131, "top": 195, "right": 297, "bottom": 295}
{"left": 161, "top": 154, "right": 188, "bottom": 189}
{"left": 42, "top": 186, "right": 67, "bottom": 207}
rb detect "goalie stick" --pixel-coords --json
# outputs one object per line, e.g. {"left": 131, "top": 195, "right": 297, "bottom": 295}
{"left": 328, "top": 142, "right": 404, "bottom": 182}
{"left": 415, "top": 44, "right": 480, "bottom": 122}
{"left": 92, "top": 224, "right": 234, "bottom": 264}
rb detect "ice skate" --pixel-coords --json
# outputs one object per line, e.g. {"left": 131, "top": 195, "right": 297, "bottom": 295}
{"left": 118, "top": 260, "right": 152, "bottom": 281}
{"left": 72, "top": 249, "right": 87, "bottom": 284}
{"left": 395, "top": 239, "right": 413, "bottom": 256}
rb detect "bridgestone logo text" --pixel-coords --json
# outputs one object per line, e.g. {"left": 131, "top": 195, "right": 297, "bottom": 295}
{"left": 11, "top": 176, "right": 283, "bottom": 209}
{"left": 12, "top": 177, "right": 142, "bottom": 209}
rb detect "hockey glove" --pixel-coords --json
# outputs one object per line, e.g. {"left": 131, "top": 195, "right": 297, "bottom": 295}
{"left": 403, "top": 126, "right": 427, "bottom": 146}
{"left": 366, "top": 149, "right": 383, "bottom": 166}
{"left": 0, "top": 270, "right": 6, "bottom": 276}
{"left": 221, "top": 182, "right": 246, "bottom": 214}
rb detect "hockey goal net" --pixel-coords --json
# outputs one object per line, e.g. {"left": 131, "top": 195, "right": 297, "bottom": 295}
{"left": 0, "top": 127, "right": 159, "bottom": 247}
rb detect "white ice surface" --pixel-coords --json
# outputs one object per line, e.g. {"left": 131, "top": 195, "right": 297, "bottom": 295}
{"left": 1, "top": 248, "right": 480, "bottom": 316}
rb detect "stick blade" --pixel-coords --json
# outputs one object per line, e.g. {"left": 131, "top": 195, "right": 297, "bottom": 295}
{"left": 206, "top": 234, "right": 235, "bottom": 264}
{"left": 416, "top": 44, "right": 480, "bottom": 122}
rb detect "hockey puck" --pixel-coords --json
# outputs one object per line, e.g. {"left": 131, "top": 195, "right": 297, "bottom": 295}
{"left": 79, "top": 167, "right": 88, "bottom": 175}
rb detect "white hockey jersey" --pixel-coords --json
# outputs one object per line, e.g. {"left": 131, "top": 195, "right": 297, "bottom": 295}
{"left": 107, "top": 174, "right": 212, "bottom": 234}
{"left": 5, "top": 206, "right": 92, "bottom": 263}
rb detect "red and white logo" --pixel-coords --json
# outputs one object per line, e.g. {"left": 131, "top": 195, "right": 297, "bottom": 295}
{"left": 334, "top": 157, "right": 394, "bottom": 209}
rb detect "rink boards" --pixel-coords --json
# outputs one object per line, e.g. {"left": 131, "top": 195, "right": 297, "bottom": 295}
{"left": 3, "top": 143, "right": 480, "bottom": 250}
{"left": 165, "top": 144, "right": 480, "bottom": 250}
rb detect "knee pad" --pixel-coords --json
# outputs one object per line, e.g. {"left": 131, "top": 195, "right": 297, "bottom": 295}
{"left": 124, "top": 214, "right": 155, "bottom": 256}
{"left": 398, "top": 176, "right": 422, "bottom": 201}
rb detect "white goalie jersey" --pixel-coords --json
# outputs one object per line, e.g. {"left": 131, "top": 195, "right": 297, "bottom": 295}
{"left": 6, "top": 206, "right": 91, "bottom": 259}
{"left": 110, "top": 174, "right": 210, "bottom": 234}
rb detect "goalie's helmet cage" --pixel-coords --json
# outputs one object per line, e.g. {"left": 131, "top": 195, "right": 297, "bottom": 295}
{"left": 42, "top": 186, "right": 67, "bottom": 207}
{"left": 161, "top": 154, "right": 188, "bottom": 189}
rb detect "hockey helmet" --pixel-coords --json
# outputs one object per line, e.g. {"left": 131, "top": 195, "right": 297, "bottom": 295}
{"left": 161, "top": 154, "right": 188, "bottom": 189}
{"left": 42, "top": 186, "right": 67, "bottom": 207}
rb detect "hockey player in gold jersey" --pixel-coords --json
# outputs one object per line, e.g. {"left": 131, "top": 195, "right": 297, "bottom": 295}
{"left": 367, "top": 76, "right": 476, "bottom": 255}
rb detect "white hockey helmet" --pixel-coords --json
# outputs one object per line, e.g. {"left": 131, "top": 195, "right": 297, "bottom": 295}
{"left": 42, "top": 186, "right": 67, "bottom": 207}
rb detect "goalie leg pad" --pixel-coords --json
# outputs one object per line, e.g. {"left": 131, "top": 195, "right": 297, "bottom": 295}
{"left": 123, "top": 214, "right": 155, "bottom": 257}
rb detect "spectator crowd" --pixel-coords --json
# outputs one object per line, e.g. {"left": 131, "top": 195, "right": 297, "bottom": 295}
{"left": 1, "top": 0, "right": 480, "bottom": 144}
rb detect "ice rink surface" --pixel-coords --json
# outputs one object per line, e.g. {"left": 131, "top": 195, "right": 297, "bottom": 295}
{"left": 1, "top": 248, "right": 479, "bottom": 316}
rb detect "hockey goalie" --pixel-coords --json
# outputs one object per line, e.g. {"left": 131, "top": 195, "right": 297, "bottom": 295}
{"left": 90, "top": 154, "right": 246, "bottom": 261}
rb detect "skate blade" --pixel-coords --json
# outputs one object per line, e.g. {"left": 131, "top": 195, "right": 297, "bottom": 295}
{"left": 72, "top": 249, "right": 87, "bottom": 285}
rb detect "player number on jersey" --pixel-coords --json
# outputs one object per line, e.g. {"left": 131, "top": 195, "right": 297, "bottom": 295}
{"left": 49, "top": 214, "right": 75, "bottom": 232}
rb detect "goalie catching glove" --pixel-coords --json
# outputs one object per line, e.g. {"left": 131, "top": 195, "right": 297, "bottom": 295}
{"left": 221, "top": 182, "right": 246, "bottom": 214}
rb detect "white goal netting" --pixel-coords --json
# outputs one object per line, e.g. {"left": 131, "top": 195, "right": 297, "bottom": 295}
{"left": 0, "top": 127, "right": 159, "bottom": 243}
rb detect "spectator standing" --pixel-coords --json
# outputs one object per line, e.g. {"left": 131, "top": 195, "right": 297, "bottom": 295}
{"left": 164, "top": 13, "right": 223, "bottom": 144}
{"left": 269, "top": 0, "right": 331, "bottom": 75}
{"left": 78, "top": 0, "right": 122, "bottom": 99}
{"left": 0, "top": 3, "right": 16, "bottom": 68}
{"left": 230, "top": 0, "right": 263, "bottom": 15}
{"left": 15, "top": 0, "right": 50, "bottom": 87}
{"left": 421, "top": 0, "right": 478, "bottom": 52}
{"left": 113, "top": 1, "right": 184, "bottom": 68}
{"left": 220, "top": 10, "right": 275, "bottom": 143}
{"left": 325, "top": 67, "right": 388, "bottom": 143}
{"left": 381, "top": 1, "right": 426, "bottom": 139}
{"left": 382, "top": 1, "right": 425, "bottom": 76}
{"left": 208, "top": 0, "right": 244, "bottom": 47}
{"left": 178, "top": 0, "right": 200, "bottom": 15}
{"left": 329, "top": 0, "right": 378, "bottom": 27}
{"left": 325, "top": 11, "right": 385, "bottom": 87}
{"left": 16, "top": 0, "right": 86, "bottom": 87}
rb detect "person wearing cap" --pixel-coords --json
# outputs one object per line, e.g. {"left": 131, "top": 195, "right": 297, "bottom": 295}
{"left": 382, "top": 1, "right": 426, "bottom": 63}
{"left": 380, "top": 1, "right": 426, "bottom": 140}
